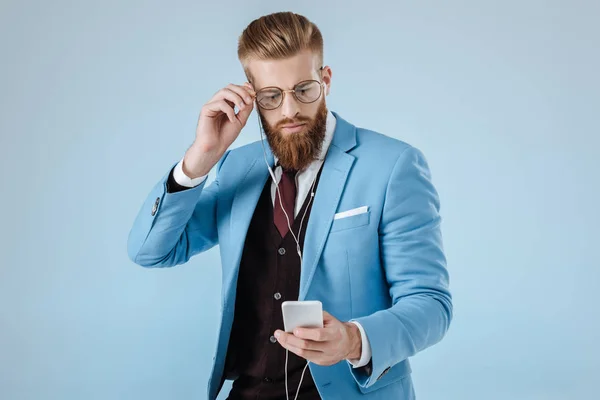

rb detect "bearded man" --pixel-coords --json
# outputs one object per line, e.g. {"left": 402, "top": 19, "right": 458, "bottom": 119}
{"left": 128, "top": 11, "right": 452, "bottom": 400}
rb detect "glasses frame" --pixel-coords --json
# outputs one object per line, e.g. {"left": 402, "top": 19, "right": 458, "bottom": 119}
{"left": 254, "top": 67, "right": 325, "bottom": 110}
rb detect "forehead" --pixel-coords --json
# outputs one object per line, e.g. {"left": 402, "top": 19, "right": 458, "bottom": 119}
{"left": 247, "top": 50, "right": 320, "bottom": 90}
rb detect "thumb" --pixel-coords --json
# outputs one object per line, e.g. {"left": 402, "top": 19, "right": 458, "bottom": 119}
{"left": 236, "top": 98, "right": 254, "bottom": 126}
{"left": 322, "top": 310, "right": 336, "bottom": 322}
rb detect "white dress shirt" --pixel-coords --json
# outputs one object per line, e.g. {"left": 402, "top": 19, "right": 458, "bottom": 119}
{"left": 173, "top": 110, "right": 372, "bottom": 368}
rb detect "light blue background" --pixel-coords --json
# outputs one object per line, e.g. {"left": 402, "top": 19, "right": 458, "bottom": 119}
{"left": 1, "top": 1, "right": 598, "bottom": 399}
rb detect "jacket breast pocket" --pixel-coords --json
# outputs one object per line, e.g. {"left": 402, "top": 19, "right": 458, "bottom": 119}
{"left": 330, "top": 210, "right": 370, "bottom": 233}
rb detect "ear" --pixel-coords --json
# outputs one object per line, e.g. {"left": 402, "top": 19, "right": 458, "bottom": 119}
{"left": 321, "top": 65, "right": 332, "bottom": 96}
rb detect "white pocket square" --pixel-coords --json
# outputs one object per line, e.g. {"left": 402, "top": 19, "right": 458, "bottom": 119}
{"left": 334, "top": 206, "right": 369, "bottom": 220}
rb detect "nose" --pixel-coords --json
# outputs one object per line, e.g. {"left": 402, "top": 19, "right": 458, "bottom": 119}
{"left": 280, "top": 90, "right": 300, "bottom": 119}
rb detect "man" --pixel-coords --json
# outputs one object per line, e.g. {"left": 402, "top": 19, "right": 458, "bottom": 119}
{"left": 127, "top": 11, "right": 452, "bottom": 400}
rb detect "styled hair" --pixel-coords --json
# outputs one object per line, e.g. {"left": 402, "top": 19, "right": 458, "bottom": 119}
{"left": 237, "top": 11, "right": 324, "bottom": 83}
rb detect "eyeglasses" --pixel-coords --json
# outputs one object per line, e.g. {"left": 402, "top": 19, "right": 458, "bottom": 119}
{"left": 255, "top": 79, "right": 325, "bottom": 110}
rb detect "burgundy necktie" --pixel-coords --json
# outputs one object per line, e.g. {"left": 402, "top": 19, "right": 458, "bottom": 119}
{"left": 273, "top": 167, "right": 297, "bottom": 238}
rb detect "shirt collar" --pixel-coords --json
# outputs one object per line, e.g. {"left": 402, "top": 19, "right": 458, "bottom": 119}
{"left": 273, "top": 109, "right": 337, "bottom": 168}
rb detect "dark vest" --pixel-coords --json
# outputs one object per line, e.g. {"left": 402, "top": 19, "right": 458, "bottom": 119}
{"left": 224, "top": 166, "right": 324, "bottom": 400}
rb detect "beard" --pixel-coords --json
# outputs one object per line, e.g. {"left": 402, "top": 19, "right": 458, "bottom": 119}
{"left": 258, "top": 97, "right": 328, "bottom": 171}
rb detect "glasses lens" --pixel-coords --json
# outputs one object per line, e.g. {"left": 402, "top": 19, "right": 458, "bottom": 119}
{"left": 295, "top": 81, "right": 321, "bottom": 103}
{"left": 256, "top": 88, "right": 282, "bottom": 110}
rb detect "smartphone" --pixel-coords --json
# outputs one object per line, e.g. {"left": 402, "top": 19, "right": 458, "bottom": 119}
{"left": 281, "top": 300, "right": 323, "bottom": 333}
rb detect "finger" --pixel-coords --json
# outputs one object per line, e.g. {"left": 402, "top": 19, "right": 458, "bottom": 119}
{"left": 202, "top": 99, "right": 237, "bottom": 124}
{"left": 276, "top": 330, "right": 326, "bottom": 352}
{"left": 214, "top": 88, "right": 247, "bottom": 113}
{"left": 226, "top": 83, "right": 256, "bottom": 105}
{"left": 219, "top": 84, "right": 254, "bottom": 112}
{"left": 294, "top": 326, "right": 338, "bottom": 342}
{"left": 244, "top": 82, "right": 258, "bottom": 104}
{"left": 282, "top": 342, "right": 323, "bottom": 362}
{"left": 243, "top": 81, "right": 256, "bottom": 94}
{"left": 235, "top": 94, "right": 254, "bottom": 126}
{"left": 322, "top": 310, "right": 338, "bottom": 326}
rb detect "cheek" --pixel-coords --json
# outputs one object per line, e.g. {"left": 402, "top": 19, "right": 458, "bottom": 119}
{"left": 262, "top": 110, "right": 282, "bottom": 128}
{"left": 303, "top": 105, "right": 321, "bottom": 121}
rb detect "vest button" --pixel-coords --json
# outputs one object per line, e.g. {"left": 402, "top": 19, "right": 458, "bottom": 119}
{"left": 269, "top": 335, "right": 277, "bottom": 343}
{"left": 274, "top": 292, "right": 282, "bottom": 300}
{"left": 263, "top": 377, "right": 272, "bottom": 383}
{"left": 278, "top": 247, "right": 286, "bottom": 255}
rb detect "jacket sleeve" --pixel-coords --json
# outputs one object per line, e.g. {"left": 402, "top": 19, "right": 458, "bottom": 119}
{"left": 350, "top": 145, "right": 453, "bottom": 387}
{"left": 127, "top": 151, "right": 230, "bottom": 267}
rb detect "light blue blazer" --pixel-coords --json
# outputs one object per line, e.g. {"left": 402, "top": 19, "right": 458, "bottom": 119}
{"left": 127, "top": 111, "right": 452, "bottom": 399}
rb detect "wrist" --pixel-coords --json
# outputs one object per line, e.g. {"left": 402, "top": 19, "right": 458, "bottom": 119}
{"left": 183, "top": 147, "right": 215, "bottom": 179}
{"left": 182, "top": 158, "right": 211, "bottom": 179}
{"left": 344, "top": 322, "right": 362, "bottom": 360}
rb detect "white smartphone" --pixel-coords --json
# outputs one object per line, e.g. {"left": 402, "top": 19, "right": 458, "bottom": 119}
{"left": 281, "top": 300, "right": 323, "bottom": 333}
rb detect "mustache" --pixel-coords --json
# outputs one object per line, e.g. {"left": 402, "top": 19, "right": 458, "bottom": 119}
{"left": 276, "top": 117, "right": 310, "bottom": 129}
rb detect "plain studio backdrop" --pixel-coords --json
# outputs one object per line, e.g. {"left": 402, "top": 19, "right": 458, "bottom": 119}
{"left": 1, "top": 1, "right": 598, "bottom": 399}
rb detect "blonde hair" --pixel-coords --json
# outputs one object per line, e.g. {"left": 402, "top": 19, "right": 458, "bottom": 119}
{"left": 237, "top": 12, "right": 324, "bottom": 83}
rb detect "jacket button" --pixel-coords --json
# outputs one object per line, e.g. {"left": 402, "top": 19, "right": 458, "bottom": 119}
{"left": 151, "top": 197, "right": 160, "bottom": 216}
{"left": 278, "top": 247, "right": 286, "bottom": 255}
{"left": 269, "top": 335, "right": 277, "bottom": 343}
{"left": 274, "top": 292, "right": 282, "bottom": 300}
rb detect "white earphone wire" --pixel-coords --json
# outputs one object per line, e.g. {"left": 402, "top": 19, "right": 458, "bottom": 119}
{"left": 258, "top": 112, "right": 315, "bottom": 400}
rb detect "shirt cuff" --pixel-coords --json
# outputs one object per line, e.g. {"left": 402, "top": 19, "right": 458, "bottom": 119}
{"left": 172, "top": 158, "right": 208, "bottom": 187}
{"left": 346, "top": 320, "right": 372, "bottom": 368}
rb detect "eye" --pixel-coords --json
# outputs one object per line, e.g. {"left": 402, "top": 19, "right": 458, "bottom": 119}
{"left": 295, "top": 83, "right": 312, "bottom": 93}
{"left": 258, "top": 90, "right": 281, "bottom": 100}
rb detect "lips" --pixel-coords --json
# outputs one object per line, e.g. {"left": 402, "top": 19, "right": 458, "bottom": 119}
{"left": 281, "top": 123, "right": 305, "bottom": 128}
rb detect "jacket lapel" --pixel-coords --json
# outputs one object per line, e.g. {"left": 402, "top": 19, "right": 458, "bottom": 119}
{"left": 226, "top": 111, "right": 357, "bottom": 301}
{"left": 299, "top": 111, "right": 357, "bottom": 300}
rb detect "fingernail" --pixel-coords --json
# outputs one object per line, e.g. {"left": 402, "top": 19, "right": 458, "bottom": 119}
{"left": 274, "top": 331, "right": 280, "bottom": 338}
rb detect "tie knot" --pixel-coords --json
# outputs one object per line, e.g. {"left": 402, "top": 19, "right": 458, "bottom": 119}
{"left": 276, "top": 162, "right": 297, "bottom": 178}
